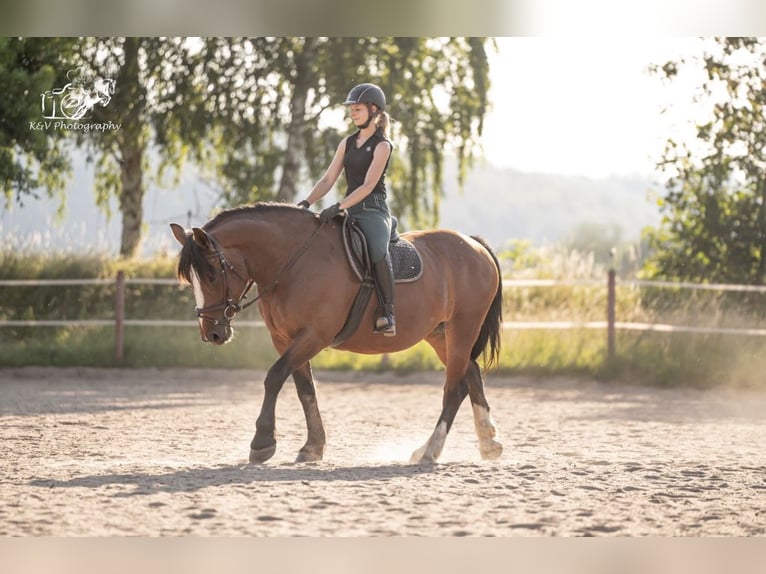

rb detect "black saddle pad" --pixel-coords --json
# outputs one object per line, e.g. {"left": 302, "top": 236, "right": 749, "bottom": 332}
{"left": 342, "top": 217, "right": 423, "bottom": 283}
{"left": 389, "top": 239, "right": 422, "bottom": 282}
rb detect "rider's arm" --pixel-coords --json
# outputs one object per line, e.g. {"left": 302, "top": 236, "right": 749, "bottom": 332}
{"left": 303, "top": 137, "right": 347, "bottom": 206}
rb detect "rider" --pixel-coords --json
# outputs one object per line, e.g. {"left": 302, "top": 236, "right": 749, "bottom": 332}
{"left": 298, "top": 83, "right": 396, "bottom": 336}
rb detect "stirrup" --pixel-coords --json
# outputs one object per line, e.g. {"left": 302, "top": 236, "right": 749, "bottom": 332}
{"left": 374, "top": 314, "right": 396, "bottom": 336}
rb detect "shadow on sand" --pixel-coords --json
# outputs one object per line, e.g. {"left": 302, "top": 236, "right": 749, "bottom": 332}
{"left": 29, "top": 462, "right": 440, "bottom": 495}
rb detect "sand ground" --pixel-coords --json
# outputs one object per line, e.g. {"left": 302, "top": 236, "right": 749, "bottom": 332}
{"left": 1, "top": 367, "right": 764, "bottom": 536}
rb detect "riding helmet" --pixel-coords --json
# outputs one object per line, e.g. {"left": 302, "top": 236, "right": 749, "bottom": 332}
{"left": 343, "top": 83, "right": 386, "bottom": 110}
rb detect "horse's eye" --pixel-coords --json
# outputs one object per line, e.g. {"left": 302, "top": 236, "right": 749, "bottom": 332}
{"left": 207, "top": 272, "right": 217, "bottom": 283}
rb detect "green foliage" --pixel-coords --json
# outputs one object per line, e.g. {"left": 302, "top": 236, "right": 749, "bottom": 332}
{"left": 199, "top": 37, "right": 493, "bottom": 230}
{"left": 605, "top": 331, "right": 766, "bottom": 389}
{"left": 646, "top": 37, "right": 766, "bottom": 285}
{"left": 12, "top": 37, "right": 491, "bottom": 258}
{"left": 64, "top": 38, "right": 203, "bottom": 258}
{"left": 0, "top": 37, "right": 76, "bottom": 204}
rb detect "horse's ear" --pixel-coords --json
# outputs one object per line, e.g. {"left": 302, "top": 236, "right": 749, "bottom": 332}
{"left": 191, "top": 227, "right": 213, "bottom": 251}
{"left": 169, "top": 223, "right": 188, "bottom": 246}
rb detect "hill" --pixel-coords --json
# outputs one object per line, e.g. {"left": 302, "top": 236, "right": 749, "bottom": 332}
{"left": 0, "top": 152, "right": 661, "bottom": 256}
{"left": 437, "top": 162, "right": 660, "bottom": 247}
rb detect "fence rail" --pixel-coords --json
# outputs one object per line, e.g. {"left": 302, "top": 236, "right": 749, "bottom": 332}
{"left": 3, "top": 272, "right": 766, "bottom": 361}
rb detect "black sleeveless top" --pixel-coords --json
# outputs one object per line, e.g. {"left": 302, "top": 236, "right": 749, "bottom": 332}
{"left": 343, "top": 128, "right": 391, "bottom": 198}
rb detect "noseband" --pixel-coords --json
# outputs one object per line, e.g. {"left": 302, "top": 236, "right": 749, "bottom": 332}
{"left": 195, "top": 238, "right": 256, "bottom": 328}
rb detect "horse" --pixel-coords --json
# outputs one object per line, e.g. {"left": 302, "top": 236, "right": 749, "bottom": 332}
{"left": 170, "top": 202, "right": 503, "bottom": 464}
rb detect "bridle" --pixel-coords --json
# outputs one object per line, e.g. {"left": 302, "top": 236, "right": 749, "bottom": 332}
{"left": 193, "top": 219, "right": 327, "bottom": 328}
{"left": 194, "top": 236, "right": 257, "bottom": 327}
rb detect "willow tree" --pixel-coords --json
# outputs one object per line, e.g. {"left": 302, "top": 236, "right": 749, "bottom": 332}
{"left": 645, "top": 37, "right": 766, "bottom": 284}
{"left": 66, "top": 37, "right": 210, "bottom": 258}
{"left": 52, "top": 37, "right": 491, "bottom": 257}
{"left": 206, "top": 37, "right": 493, "bottom": 229}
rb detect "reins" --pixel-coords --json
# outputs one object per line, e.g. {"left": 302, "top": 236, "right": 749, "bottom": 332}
{"left": 242, "top": 218, "right": 327, "bottom": 309}
{"left": 195, "top": 217, "right": 328, "bottom": 326}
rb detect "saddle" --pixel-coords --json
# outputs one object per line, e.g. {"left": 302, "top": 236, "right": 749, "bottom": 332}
{"left": 342, "top": 216, "right": 423, "bottom": 284}
{"left": 331, "top": 215, "right": 423, "bottom": 347}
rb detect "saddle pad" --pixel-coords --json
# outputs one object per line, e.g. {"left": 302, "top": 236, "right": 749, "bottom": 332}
{"left": 342, "top": 216, "right": 423, "bottom": 283}
{"left": 389, "top": 239, "right": 423, "bottom": 283}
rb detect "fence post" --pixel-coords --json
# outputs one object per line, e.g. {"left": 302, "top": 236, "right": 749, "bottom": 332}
{"left": 607, "top": 269, "right": 616, "bottom": 360}
{"left": 114, "top": 270, "right": 125, "bottom": 363}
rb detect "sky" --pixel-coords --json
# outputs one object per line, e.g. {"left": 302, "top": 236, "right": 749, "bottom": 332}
{"left": 482, "top": 37, "right": 709, "bottom": 179}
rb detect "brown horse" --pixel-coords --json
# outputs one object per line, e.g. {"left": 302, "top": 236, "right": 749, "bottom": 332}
{"left": 170, "top": 202, "right": 503, "bottom": 464}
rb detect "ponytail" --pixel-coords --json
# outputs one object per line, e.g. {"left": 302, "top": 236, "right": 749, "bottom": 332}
{"left": 376, "top": 110, "right": 390, "bottom": 138}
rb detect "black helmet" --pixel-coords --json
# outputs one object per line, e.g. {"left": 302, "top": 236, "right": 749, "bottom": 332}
{"left": 343, "top": 83, "right": 386, "bottom": 110}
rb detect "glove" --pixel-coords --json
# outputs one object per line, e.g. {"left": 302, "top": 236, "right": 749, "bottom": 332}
{"left": 297, "top": 200, "right": 310, "bottom": 209}
{"left": 319, "top": 202, "right": 342, "bottom": 224}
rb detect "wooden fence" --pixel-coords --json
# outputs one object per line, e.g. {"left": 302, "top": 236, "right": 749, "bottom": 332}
{"left": 2, "top": 271, "right": 766, "bottom": 362}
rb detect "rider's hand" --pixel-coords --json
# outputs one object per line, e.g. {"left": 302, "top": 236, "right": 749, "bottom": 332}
{"left": 319, "top": 202, "right": 342, "bottom": 224}
{"left": 297, "top": 200, "right": 310, "bottom": 209}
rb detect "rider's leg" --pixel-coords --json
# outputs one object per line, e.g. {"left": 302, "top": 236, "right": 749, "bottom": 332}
{"left": 348, "top": 197, "right": 395, "bottom": 336}
{"left": 372, "top": 252, "right": 396, "bottom": 336}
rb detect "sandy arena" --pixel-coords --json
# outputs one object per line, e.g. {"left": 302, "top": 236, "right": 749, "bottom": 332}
{"left": 1, "top": 367, "right": 764, "bottom": 536}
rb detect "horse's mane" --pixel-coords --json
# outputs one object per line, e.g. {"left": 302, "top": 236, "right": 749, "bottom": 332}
{"left": 203, "top": 202, "right": 309, "bottom": 231}
{"left": 177, "top": 202, "right": 314, "bottom": 284}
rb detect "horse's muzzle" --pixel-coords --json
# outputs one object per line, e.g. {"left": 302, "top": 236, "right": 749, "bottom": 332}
{"left": 201, "top": 324, "right": 233, "bottom": 345}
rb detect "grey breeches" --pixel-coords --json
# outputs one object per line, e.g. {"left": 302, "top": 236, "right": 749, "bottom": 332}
{"left": 347, "top": 194, "right": 391, "bottom": 263}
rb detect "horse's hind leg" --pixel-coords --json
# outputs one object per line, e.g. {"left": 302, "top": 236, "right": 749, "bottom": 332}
{"left": 465, "top": 360, "right": 503, "bottom": 460}
{"left": 410, "top": 376, "right": 469, "bottom": 464}
{"left": 421, "top": 330, "right": 502, "bottom": 462}
{"left": 292, "top": 361, "right": 326, "bottom": 462}
{"left": 411, "top": 328, "right": 471, "bottom": 463}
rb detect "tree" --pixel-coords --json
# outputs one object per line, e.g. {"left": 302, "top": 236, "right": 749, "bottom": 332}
{"left": 205, "top": 37, "right": 493, "bottom": 229}
{"left": 0, "top": 37, "right": 76, "bottom": 206}
{"left": 67, "top": 37, "right": 210, "bottom": 258}
{"left": 644, "top": 37, "right": 766, "bottom": 284}
{"left": 14, "top": 37, "right": 490, "bottom": 258}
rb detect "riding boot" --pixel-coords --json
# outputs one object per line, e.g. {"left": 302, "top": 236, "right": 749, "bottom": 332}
{"left": 372, "top": 254, "right": 396, "bottom": 336}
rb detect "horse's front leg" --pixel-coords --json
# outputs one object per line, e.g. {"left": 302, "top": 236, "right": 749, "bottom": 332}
{"left": 249, "top": 353, "right": 292, "bottom": 463}
{"left": 249, "top": 332, "right": 324, "bottom": 463}
{"left": 293, "top": 361, "right": 326, "bottom": 462}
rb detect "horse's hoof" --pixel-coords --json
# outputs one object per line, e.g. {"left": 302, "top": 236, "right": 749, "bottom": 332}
{"left": 295, "top": 448, "right": 323, "bottom": 463}
{"left": 249, "top": 443, "right": 277, "bottom": 463}
{"left": 480, "top": 439, "right": 503, "bottom": 460}
{"left": 409, "top": 445, "right": 437, "bottom": 465}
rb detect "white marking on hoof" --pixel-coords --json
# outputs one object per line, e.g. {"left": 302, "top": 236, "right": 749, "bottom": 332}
{"left": 472, "top": 404, "right": 503, "bottom": 460}
{"left": 480, "top": 439, "right": 503, "bottom": 460}
{"left": 410, "top": 421, "right": 448, "bottom": 464}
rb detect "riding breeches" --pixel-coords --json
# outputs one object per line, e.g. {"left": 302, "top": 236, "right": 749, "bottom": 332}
{"left": 347, "top": 194, "right": 392, "bottom": 263}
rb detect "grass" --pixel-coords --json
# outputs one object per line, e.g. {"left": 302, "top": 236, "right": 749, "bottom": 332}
{"left": 2, "top": 251, "right": 766, "bottom": 389}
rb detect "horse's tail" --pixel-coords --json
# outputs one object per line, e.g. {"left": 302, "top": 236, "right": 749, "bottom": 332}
{"left": 470, "top": 236, "right": 503, "bottom": 370}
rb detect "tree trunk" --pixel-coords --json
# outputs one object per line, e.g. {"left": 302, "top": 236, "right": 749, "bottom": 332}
{"left": 276, "top": 38, "right": 317, "bottom": 202}
{"left": 118, "top": 141, "right": 144, "bottom": 258}
{"left": 758, "top": 175, "right": 766, "bottom": 284}
{"left": 116, "top": 37, "right": 146, "bottom": 259}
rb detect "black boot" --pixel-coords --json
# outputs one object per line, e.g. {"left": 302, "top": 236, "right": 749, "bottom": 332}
{"left": 372, "top": 254, "right": 396, "bottom": 336}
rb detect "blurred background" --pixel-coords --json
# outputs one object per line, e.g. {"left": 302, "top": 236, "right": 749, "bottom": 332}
{"left": 2, "top": 35, "right": 766, "bottom": 387}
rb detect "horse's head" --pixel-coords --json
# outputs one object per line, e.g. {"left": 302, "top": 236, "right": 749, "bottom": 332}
{"left": 171, "top": 223, "right": 253, "bottom": 345}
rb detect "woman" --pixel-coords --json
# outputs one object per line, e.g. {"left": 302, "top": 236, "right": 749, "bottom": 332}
{"left": 297, "top": 82, "right": 396, "bottom": 336}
